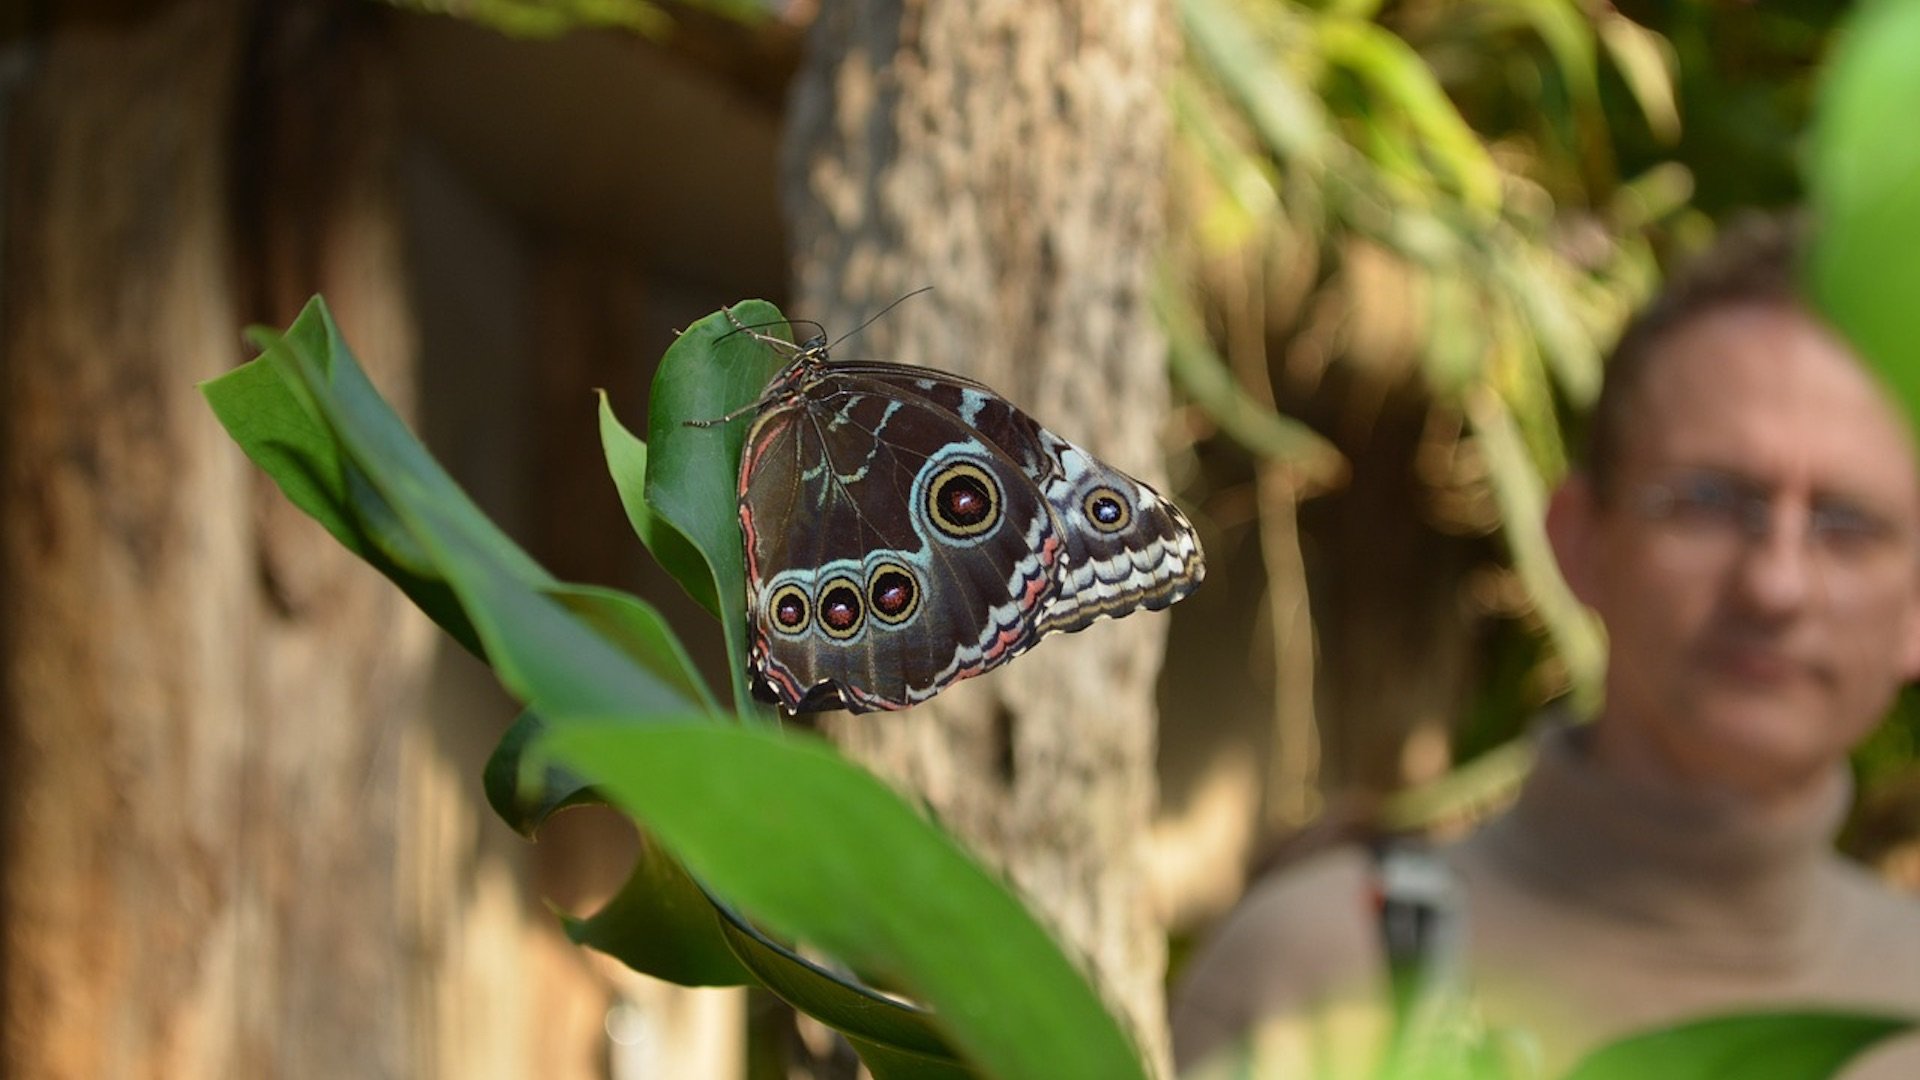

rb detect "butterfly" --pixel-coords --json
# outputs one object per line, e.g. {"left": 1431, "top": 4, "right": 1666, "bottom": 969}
{"left": 710, "top": 304, "right": 1205, "bottom": 715}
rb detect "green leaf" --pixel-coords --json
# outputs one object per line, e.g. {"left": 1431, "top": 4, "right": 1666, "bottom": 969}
{"left": 213, "top": 297, "right": 1141, "bottom": 1078}
{"left": 225, "top": 298, "right": 701, "bottom": 721}
{"left": 713, "top": 903, "right": 968, "bottom": 1066}
{"left": 1497, "top": 0, "right": 1601, "bottom": 120}
{"left": 203, "top": 345, "right": 484, "bottom": 655}
{"left": 1563, "top": 1010, "right": 1914, "bottom": 1080}
{"left": 564, "top": 830, "right": 754, "bottom": 987}
{"left": 1806, "top": 0, "right": 1920, "bottom": 435}
{"left": 544, "top": 583, "right": 719, "bottom": 714}
{"left": 846, "top": 1038, "right": 981, "bottom": 1080}
{"left": 1465, "top": 386, "right": 1603, "bottom": 710}
{"left": 1316, "top": 17, "right": 1504, "bottom": 216}
{"left": 599, "top": 393, "right": 719, "bottom": 618}
{"left": 483, "top": 709, "right": 600, "bottom": 837}
{"left": 1180, "top": 0, "right": 1331, "bottom": 166}
{"left": 1598, "top": 11, "right": 1680, "bottom": 144}
{"left": 376, "top": 0, "right": 671, "bottom": 38}
{"left": 640, "top": 302, "right": 790, "bottom": 718}
{"left": 1155, "top": 272, "right": 1347, "bottom": 490}
{"left": 539, "top": 720, "right": 1149, "bottom": 1080}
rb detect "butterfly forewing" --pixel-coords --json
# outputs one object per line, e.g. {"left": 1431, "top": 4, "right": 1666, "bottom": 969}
{"left": 846, "top": 367, "right": 1206, "bottom": 634}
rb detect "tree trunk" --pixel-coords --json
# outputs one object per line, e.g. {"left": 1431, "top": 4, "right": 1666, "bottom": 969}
{"left": 1, "top": 2, "right": 607, "bottom": 1076}
{"left": 783, "top": 3, "right": 1176, "bottom": 1070}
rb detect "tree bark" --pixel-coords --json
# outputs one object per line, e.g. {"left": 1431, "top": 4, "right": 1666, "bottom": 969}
{"left": 783, "top": 2, "right": 1176, "bottom": 1070}
{"left": 1, "top": 2, "right": 608, "bottom": 1076}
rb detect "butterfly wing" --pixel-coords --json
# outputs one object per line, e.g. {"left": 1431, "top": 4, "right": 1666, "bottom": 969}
{"left": 739, "top": 361, "right": 1205, "bottom": 715}
{"left": 840, "top": 364, "right": 1206, "bottom": 636}
{"left": 739, "top": 375, "right": 1066, "bottom": 713}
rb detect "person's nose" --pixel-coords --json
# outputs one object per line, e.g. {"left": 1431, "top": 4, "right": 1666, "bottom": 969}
{"left": 1731, "top": 501, "right": 1814, "bottom": 617}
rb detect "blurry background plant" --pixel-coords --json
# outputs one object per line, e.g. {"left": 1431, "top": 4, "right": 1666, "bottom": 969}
{"left": 1147, "top": 0, "right": 1916, "bottom": 943}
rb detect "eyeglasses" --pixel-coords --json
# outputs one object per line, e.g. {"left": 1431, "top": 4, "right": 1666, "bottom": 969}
{"left": 1629, "top": 469, "right": 1910, "bottom": 566}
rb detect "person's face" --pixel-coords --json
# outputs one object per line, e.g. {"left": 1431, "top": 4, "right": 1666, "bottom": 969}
{"left": 1550, "top": 303, "right": 1920, "bottom": 802}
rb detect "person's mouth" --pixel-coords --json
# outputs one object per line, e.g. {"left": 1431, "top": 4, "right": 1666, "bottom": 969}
{"left": 1701, "top": 642, "right": 1813, "bottom": 686}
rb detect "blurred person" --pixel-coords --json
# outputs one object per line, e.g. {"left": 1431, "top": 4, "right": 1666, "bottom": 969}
{"left": 1171, "top": 215, "right": 1920, "bottom": 1080}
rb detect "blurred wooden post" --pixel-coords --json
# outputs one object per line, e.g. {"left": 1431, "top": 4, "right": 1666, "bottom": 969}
{"left": 0, "top": 2, "right": 608, "bottom": 1076}
{"left": 783, "top": 2, "right": 1178, "bottom": 1071}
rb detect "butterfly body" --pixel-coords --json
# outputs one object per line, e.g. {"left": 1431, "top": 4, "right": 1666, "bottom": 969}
{"left": 733, "top": 325, "right": 1204, "bottom": 714}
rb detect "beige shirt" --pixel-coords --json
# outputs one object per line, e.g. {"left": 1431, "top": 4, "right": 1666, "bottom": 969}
{"left": 1172, "top": 724, "right": 1920, "bottom": 1078}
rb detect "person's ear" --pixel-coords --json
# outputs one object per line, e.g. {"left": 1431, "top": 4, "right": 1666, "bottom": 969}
{"left": 1546, "top": 472, "right": 1603, "bottom": 607}
{"left": 1899, "top": 569, "right": 1920, "bottom": 681}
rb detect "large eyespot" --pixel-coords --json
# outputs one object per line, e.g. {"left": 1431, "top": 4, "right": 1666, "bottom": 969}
{"left": 866, "top": 560, "right": 922, "bottom": 627}
{"left": 816, "top": 577, "right": 866, "bottom": 640}
{"left": 767, "top": 582, "right": 812, "bottom": 637}
{"left": 1082, "top": 486, "right": 1133, "bottom": 533}
{"left": 926, "top": 461, "right": 1002, "bottom": 540}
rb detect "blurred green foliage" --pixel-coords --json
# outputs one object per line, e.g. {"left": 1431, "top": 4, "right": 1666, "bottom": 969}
{"left": 377, "top": 0, "right": 773, "bottom": 39}
{"left": 1166, "top": 0, "right": 1918, "bottom": 836}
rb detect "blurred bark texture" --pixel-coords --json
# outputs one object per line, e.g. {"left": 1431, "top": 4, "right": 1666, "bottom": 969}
{"left": 0, "top": 1, "right": 606, "bottom": 1076}
{"left": 783, "top": 1, "right": 1177, "bottom": 1070}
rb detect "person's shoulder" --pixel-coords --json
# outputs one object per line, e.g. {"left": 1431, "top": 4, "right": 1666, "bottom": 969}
{"left": 1192, "top": 844, "right": 1387, "bottom": 982}
{"left": 1171, "top": 844, "right": 1387, "bottom": 1069}
{"left": 1235, "top": 844, "right": 1381, "bottom": 922}
{"left": 1825, "top": 855, "right": 1920, "bottom": 931}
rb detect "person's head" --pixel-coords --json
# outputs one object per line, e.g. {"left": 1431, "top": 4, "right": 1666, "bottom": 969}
{"left": 1548, "top": 214, "right": 1920, "bottom": 808}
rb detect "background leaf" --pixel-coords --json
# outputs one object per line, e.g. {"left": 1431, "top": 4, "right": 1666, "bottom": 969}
{"left": 1805, "top": 0, "right": 1920, "bottom": 435}
{"left": 1562, "top": 1011, "right": 1913, "bottom": 1080}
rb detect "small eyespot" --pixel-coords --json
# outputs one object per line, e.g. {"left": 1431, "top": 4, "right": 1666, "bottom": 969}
{"left": 926, "top": 461, "right": 1002, "bottom": 539}
{"left": 867, "top": 561, "right": 921, "bottom": 626}
{"left": 768, "top": 583, "right": 812, "bottom": 637}
{"left": 1082, "top": 486, "right": 1133, "bottom": 533}
{"left": 816, "top": 578, "right": 865, "bottom": 640}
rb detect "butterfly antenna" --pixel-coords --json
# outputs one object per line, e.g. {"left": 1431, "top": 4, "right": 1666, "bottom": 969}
{"left": 718, "top": 305, "right": 831, "bottom": 352}
{"left": 826, "top": 286, "right": 934, "bottom": 353}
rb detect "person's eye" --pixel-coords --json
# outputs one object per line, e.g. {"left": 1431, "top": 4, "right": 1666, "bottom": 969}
{"left": 1665, "top": 475, "right": 1753, "bottom": 527}
{"left": 1811, "top": 500, "right": 1897, "bottom": 553}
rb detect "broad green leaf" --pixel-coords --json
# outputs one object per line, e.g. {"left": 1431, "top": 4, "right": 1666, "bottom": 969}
{"left": 1563, "top": 1010, "right": 1913, "bottom": 1080}
{"left": 564, "top": 831, "right": 753, "bottom": 988}
{"left": 641, "top": 302, "right": 790, "bottom": 718}
{"left": 545, "top": 583, "right": 718, "bottom": 713}
{"left": 214, "top": 298, "right": 1145, "bottom": 1078}
{"left": 1806, "top": 0, "right": 1920, "bottom": 435}
{"left": 599, "top": 393, "right": 719, "bottom": 618}
{"left": 540, "top": 720, "right": 1149, "bottom": 1080}
{"left": 203, "top": 349, "right": 482, "bottom": 655}
{"left": 231, "top": 298, "right": 699, "bottom": 721}
{"left": 483, "top": 709, "right": 600, "bottom": 837}
{"left": 713, "top": 903, "right": 969, "bottom": 1068}
{"left": 846, "top": 1039, "right": 980, "bottom": 1080}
